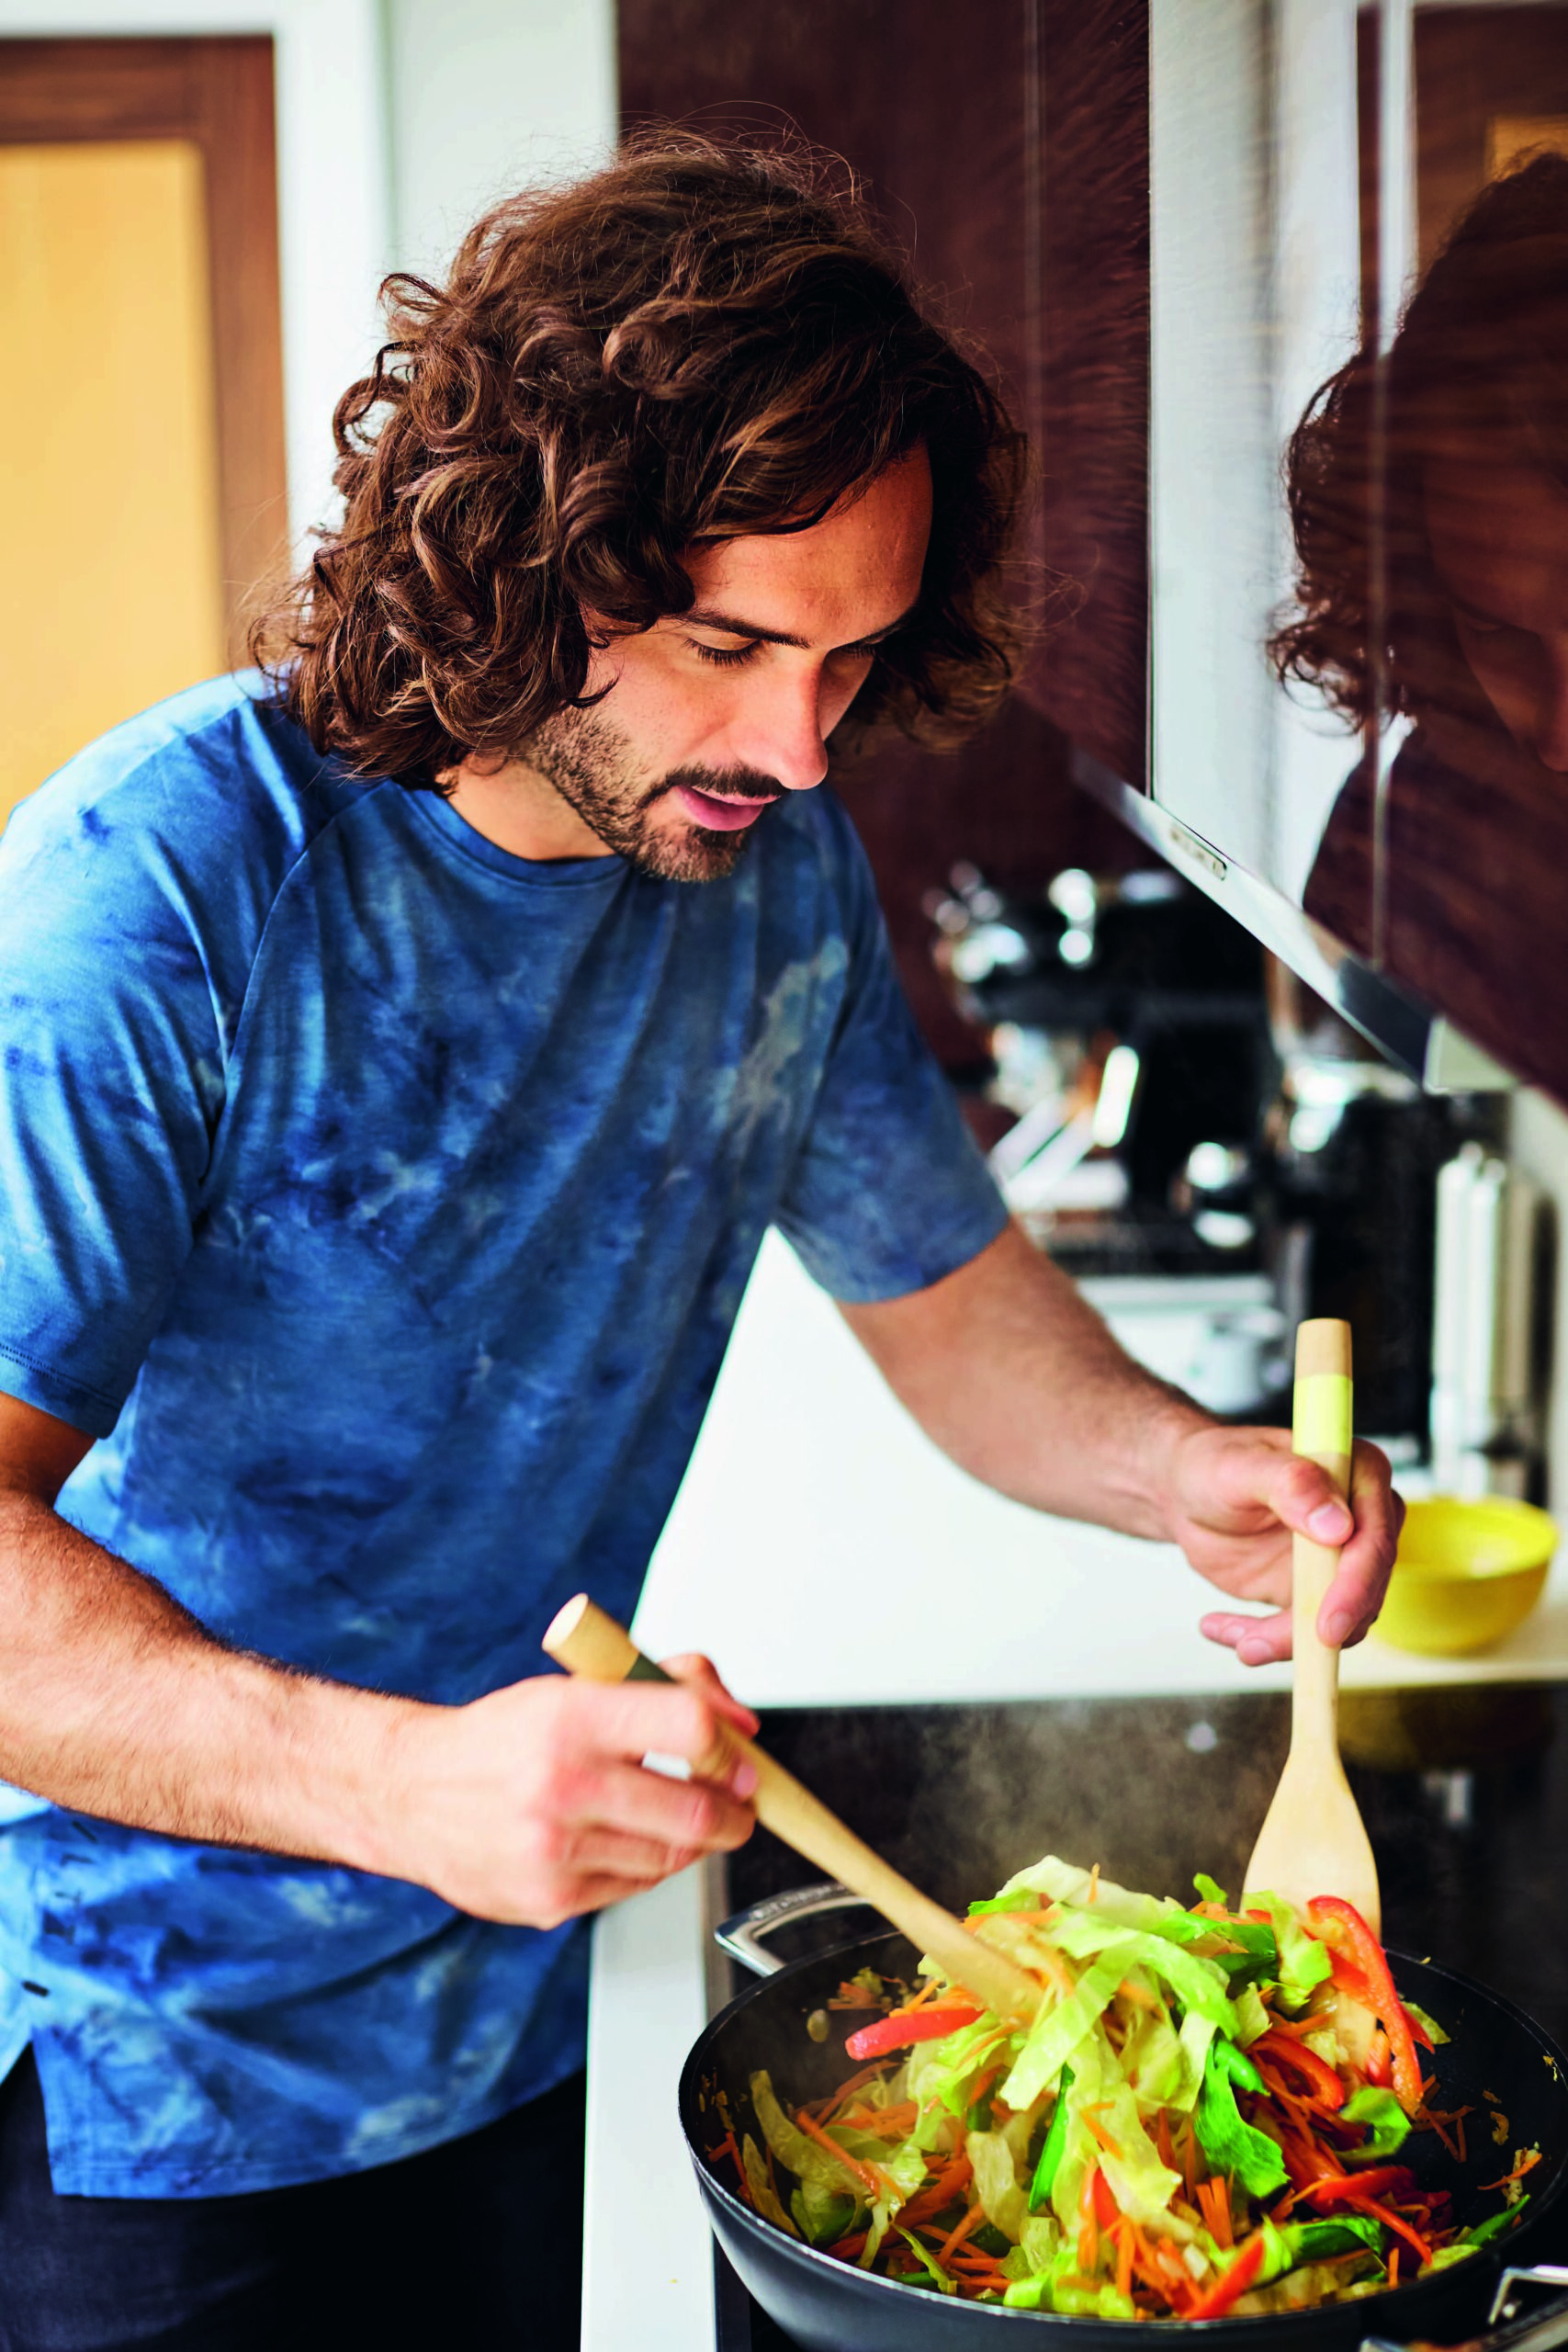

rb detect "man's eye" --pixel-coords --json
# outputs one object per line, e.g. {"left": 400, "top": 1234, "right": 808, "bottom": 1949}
{"left": 692, "top": 641, "right": 759, "bottom": 670}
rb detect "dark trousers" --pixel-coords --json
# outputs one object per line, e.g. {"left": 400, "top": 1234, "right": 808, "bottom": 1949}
{"left": 0, "top": 2047, "right": 584, "bottom": 2350}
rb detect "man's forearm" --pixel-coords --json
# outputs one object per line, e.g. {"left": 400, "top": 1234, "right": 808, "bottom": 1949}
{"left": 0, "top": 1491, "right": 417, "bottom": 1871}
{"left": 840, "top": 1221, "right": 1210, "bottom": 1539}
{"left": 0, "top": 1477, "right": 759, "bottom": 1928}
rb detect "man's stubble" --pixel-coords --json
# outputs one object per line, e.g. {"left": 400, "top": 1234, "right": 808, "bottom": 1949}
{"left": 522, "top": 702, "right": 782, "bottom": 884}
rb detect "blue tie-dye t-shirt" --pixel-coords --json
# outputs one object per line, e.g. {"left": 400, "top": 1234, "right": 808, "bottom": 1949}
{"left": 0, "top": 675, "right": 1005, "bottom": 2196}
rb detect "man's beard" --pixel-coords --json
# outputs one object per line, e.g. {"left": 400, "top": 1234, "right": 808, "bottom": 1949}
{"left": 523, "top": 703, "right": 784, "bottom": 883}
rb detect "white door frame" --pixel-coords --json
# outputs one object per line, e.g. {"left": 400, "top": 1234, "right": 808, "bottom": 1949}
{"left": 0, "top": 0, "right": 392, "bottom": 554}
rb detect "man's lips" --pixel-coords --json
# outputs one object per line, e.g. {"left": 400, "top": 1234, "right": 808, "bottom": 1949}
{"left": 672, "top": 783, "right": 778, "bottom": 832}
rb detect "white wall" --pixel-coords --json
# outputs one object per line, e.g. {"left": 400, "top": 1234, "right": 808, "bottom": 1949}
{"left": 382, "top": 0, "right": 617, "bottom": 279}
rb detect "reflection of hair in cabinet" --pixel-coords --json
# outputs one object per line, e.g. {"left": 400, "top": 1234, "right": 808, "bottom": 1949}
{"left": 1269, "top": 153, "right": 1568, "bottom": 734}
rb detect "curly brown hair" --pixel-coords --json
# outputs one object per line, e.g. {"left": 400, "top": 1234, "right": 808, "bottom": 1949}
{"left": 253, "top": 134, "right": 1029, "bottom": 787}
{"left": 1270, "top": 153, "right": 1568, "bottom": 729}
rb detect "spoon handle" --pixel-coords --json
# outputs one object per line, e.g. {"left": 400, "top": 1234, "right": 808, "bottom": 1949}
{"left": 541, "top": 1594, "right": 1042, "bottom": 2024}
{"left": 1291, "top": 1318, "right": 1354, "bottom": 1758}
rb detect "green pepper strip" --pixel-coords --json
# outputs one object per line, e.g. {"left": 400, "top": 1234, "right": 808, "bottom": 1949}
{"left": 1027, "top": 2064, "right": 1074, "bottom": 2213}
{"left": 1196, "top": 2039, "right": 1288, "bottom": 2200}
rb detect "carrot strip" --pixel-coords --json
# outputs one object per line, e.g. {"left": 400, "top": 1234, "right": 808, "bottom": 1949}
{"left": 820, "top": 2062, "right": 897, "bottom": 2120}
{"left": 898, "top": 2156, "right": 974, "bottom": 2228}
{"left": 1115, "top": 2218, "right": 1134, "bottom": 2299}
{"left": 793, "top": 2106, "right": 880, "bottom": 2197}
{"left": 1197, "top": 2176, "right": 1235, "bottom": 2249}
{"left": 1115, "top": 1973, "right": 1161, "bottom": 2013}
{"left": 840, "top": 2106, "right": 921, "bottom": 2140}
{"left": 1480, "top": 2150, "right": 1542, "bottom": 2191}
{"left": 1078, "top": 2165, "right": 1100, "bottom": 2274}
{"left": 937, "top": 2201, "right": 989, "bottom": 2263}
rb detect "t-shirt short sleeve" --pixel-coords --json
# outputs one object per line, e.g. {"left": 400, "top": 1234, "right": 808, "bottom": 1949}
{"left": 773, "top": 800, "right": 1008, "bottom": 1304}
{"left": 0, "top": 714, "right": 259, "bottom": 1437}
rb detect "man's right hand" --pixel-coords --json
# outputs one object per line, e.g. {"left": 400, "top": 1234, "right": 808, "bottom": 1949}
{"left": 388, "top": 1663, "right": 760, "bottom": 1928}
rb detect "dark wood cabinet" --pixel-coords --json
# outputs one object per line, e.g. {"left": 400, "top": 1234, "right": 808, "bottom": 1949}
{"left": 622, "top": 3, "right": 1568, "bottom": 1104}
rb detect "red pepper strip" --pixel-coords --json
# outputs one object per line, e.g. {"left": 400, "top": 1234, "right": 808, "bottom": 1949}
{"left": 1358, "top": 2198, "right": 1433, "bottom": 2265}
{"left": 1091, "top": 2165, "right": 1120, "bottom": 2228}
{"left": 1252, "top": 2028, "right": 1347, "bottom": 2111}
{"left": 1364, "top": 2028, "right": 1392, "bottom": 2086}
{"left": 1299, "top": 2165, "right": 1416, "bottom": 2208}
{"left": 1186, "top": 2233, "right": 1267, "bottom": 2320}
{"left": 1307, "top": 1897, "right": 1423, "bottom": 2114}
{"left": 1336, "top": 1967, "right": 1433, "bottom": 2057}
{"left": 844, "top": 2007, "right": 981, "bottom": 2061}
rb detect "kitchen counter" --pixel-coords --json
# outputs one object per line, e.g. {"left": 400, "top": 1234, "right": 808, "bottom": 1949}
{"left": 582, "top": 1233, "right": 1568, "bottom": 2350}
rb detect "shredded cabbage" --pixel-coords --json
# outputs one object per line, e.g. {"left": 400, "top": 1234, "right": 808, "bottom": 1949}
{"left": 715, "top": 1854, "right": 1505, "bottom": 2317}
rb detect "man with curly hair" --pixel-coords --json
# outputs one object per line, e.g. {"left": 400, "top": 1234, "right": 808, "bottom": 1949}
{"left": 0, "top": 140, "right": 1395, "bottom": 2346}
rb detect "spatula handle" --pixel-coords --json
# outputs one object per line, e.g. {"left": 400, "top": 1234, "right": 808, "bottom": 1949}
{"left": 541, "top": 1595, "right": 1041, "bottom": 2024}
{"left": 1291, "top": 1320, "right": 1354, "bottom": 1750}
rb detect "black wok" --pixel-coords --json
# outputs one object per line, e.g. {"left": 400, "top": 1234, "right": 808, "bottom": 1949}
{"left": 679, "top": 1887, "right": 1568, "bottom": 2352}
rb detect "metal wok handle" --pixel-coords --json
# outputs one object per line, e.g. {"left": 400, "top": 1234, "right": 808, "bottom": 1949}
{"left": 1359, "top": 2265, "right": 1568, "bottom": 2351}
{"left": 714, "top": 1883, "right": 878, "bottom": 1977}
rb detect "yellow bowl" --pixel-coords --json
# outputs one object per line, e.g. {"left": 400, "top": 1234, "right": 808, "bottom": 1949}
{"left": 1374, "top": 1496, "right": 1558, "bottom": 1656}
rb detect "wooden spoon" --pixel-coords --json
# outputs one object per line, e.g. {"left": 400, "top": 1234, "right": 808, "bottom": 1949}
{"left": 542, "top": 1593, "right": 1042, "bottom": 2024}
{"left": 1243, "top": 1318, "right": 1382, "bottom": 1933}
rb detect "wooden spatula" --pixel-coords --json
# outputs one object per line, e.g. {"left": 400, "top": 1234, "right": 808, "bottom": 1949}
{"left": 1243, "top": 1319, "right": 1382, "bottom": 1934}
{"left": 542, "top": 1593, "right": 1042, "bottom": 2025}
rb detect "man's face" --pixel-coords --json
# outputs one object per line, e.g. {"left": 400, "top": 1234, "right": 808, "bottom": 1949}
{"left": 520, "top": 450, "right": 933, "bottom": 881}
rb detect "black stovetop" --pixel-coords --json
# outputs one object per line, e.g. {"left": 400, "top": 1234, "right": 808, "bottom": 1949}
{"left": 710, "top": 1680, "right": 1568, "bottom": 2349}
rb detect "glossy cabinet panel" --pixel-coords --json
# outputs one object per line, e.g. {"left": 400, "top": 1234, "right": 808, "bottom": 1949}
{"left": 1150, "top": 0, "right": 1568, "bottom": 1097}
{"left": 620, "top": 0, "right": 1567, "bottom": 1098}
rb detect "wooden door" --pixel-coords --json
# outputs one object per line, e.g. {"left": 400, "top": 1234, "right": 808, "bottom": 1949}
{"left": 0, "top": 38, "right": 287, "bottom": 823}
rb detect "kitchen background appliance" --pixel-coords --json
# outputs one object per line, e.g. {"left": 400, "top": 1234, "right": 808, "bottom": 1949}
{"left": 698, "top": 1682, "right": 1568, "bottom": 2349}
{"left": 928, "top": 862, "right": 1517, "bottom": 1453}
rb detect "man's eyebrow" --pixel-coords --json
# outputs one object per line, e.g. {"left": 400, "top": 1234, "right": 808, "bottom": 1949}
{"left": 681, "top": 601, "right": 920, "bottom": 650}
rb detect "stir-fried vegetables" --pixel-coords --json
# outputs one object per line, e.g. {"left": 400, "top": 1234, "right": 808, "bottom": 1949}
{"left": 704, "top": 1856, "right": 1540, "bottom": 2317}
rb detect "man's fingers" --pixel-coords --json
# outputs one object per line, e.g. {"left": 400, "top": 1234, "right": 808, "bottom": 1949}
{"left": 1249, "top": 1445, "right": 1355, "bottom": 1546}
{"left": 660, "top": 1650, "right": 761, "bottom": 1738}
{"left": 570, "top": 1676, "right": 751, "bottom": 1785}
{"left": 1317, "top": 1445, "right": 1403, "bottom": 1647}
{"left": 1200, "top": 1607, "right": 1291, "bottom": 1667}
{"left": 561, "top": 1756, "right": 755, "bottom": 1858}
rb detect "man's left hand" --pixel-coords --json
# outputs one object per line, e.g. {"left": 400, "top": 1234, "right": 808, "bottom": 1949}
{"left": 1162, "top": 1423, "right": 1404, "bottom": 1666}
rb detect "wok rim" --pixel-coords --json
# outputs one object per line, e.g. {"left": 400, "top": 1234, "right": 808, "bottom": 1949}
{"left": 679, "top": 1925, "right": 1568, "bottom": 2336}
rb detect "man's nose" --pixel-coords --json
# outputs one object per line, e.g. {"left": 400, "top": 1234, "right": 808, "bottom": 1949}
{"left": 732, "top": 667, "right": 831, "bottom": 794}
